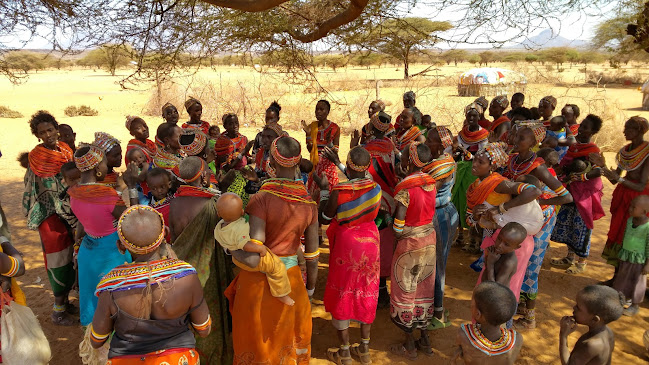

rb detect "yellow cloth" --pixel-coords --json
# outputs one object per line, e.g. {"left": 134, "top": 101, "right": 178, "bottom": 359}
{"left": 0, "top": 246, "right": 26, "bottom": 306}
{"left": 309, "top": 122, "right": 319, "bottom": 168}
{"left": 214, "top": 218, "right": 291, "bottom": 298}
{"left": 485, "top": 192, "right": 510, "bottom": 207}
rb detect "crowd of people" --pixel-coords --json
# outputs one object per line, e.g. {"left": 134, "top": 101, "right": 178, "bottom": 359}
{"left": 0, "top": 90, "right": 647, "bottom": 364}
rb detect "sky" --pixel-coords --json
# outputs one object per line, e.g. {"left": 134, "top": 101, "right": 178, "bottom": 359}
{"left": 4, "top": 0, "right": 622, "bottom": 51}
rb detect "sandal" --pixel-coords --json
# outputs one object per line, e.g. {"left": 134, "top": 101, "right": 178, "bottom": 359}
{"left": 513, "top": 317, "right": 536, "bottom": 330}
{"left": 565, "top": 262, "right": 586, "bottom": 274}
{"left": 350, "top": 344, "right": 372, "bottom": 364}
{"left": 550, "top": 257, "right": 573, "bottom": 268}
{"left": 327, "top": 348, "right": 353, "bottom": 365}
{"left": 389, "top": 343, "right": 418, "bottom": 360}
{"left": 623, "top": 305, "right": 639, "bottom": 317}
{"left": 51, "top": 311, "right": 77, "bottom": 326}
{"left": 516, "top": 300, "right": 527, "bottom": 316}
{"left": 414, "top": 337, "right": 434, "bottom": 357}
{"left": 428, "top": 309, "right": 451, "bottom": 330}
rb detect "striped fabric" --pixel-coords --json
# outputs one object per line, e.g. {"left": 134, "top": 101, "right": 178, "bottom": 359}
{"left": 423, "top": 153, "right": 456, "bottom": 180}
{"left": 333, "top": 179, "right": 381, "bottom": 226}
{"left": 396, "top": 126, "right": 423, "bottom": 150}
{"left": 95, "top": 258, "right": 196, "bottom": 296}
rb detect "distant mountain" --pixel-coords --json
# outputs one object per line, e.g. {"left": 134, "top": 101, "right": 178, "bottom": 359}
{"left": 512, "top": 29, "right": 588, "bottom": 49}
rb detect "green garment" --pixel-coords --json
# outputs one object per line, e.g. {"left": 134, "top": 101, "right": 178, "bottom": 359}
{"left": 172, "top": 196, "right": 234, "bottom": 365}
{"left": 22, "top": 168, "right": 66, "bottom": 230}
{"left": 451, "top": 160, "right": 478, "bottom": 229}
{"left": 618, "top": 218, "right": 649, "bottom": 264}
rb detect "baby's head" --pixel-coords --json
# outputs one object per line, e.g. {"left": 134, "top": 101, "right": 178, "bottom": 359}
{"left": 573, "top": 285, "right": 624, "bottom": 326}
{"left": 299, "top": 158, "right": 314, "bottom": 174}
{"left": 494, "top": 222, "right": 527, "bottom": 254}
{"left": 566, "top": 159, "right": 588, "bottom": 176}
{"left": 126, "top": 148, "right": 148, "bottom": 168}
{"left": 208, "top": 125, "right": 221, "bottom": 139}
{"left": 549, "top": 116, "right": 567, "bottom": 131}
{"left": 629, "top": 195, "right": 649, "bottom": 218}
{"left": 421, "top": 114, "right": 433, "bottom": 128}
{"left": 146, "top": 168, "right": 171, "bottom": 200}
{"left": 537, "top": 148, "right": 559, "bottom": 168}
{"left": 61, "top": 161, "right": 81, "bottom": 188}
{"left": 217, "top": 192, "right": 244, "bottom": 223}
{"left": 472, "top": 281, "right": 517, "bottom": 326}
{"left": 540, "top": 135, "right": 559, "bottom": 149}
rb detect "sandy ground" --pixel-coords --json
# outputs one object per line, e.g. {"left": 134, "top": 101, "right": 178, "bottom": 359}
{"left": 1, "top": 66, "right": 649, "bottom": 364}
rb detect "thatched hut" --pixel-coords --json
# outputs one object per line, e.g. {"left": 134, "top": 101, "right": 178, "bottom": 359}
{"left": 458, "top": 68, "right": 527, "bottom": 97}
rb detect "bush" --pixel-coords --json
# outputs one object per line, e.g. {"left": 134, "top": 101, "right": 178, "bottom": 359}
{"left": 0, "top": 106, "right": 23, "bottom": 118}
{"left": 64, "top": 105, "right": 99, "bottom": 117}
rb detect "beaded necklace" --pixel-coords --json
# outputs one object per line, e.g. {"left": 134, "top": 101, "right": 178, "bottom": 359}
{"left": 505, "top": 152, "right": 537, "bottom": 179}
{"left": 462, "top": 323, "right": 516, "bottom": 356}
{"left": 617, "top": 141, "right": 649, "bottom": 171}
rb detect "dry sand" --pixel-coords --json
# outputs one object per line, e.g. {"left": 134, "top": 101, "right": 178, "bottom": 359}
{"left": 1, "top": 66, "right": 649, "bottom": 364}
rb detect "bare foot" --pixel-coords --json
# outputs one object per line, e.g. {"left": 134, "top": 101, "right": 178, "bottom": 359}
{"left": 277, "top": 295, "right": 295, "bottom": 306}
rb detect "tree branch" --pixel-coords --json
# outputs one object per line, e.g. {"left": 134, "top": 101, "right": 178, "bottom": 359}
{"left": 288, "top": 0, "right": 369, "bottom": 42}
{"left": 199, "top": 0, "right": 289, "bottom": 12}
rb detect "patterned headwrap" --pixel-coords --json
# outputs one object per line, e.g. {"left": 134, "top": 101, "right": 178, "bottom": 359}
{"left": 124, "top": 115, "right": 142, "bottom": 131}
{"left": 492, "top": 95, "right": 509, "bottom": 109}
{"left": 517, "top": 121, "right": 546, "bottom": 145}
{"left": 161, "top": 102, "right": 175, "bottom": 114}
{"left": 117, "top": 205, "right": 166, "bottom": 255}
{"left": 539, "top": 96, "right": 557, "bottom": 109}
{"left": 93, "top": 132, "right": 120, "bottom": 153}
{"left": 370, "top": 111, "right": 392, "bottom": 132}
{"left": 408, "top": 142, "right": 427, "bottom": 168}
{"left": 214, "top": 136, "right": 235, "bottom": 157}
{"left": 180, "top": 129, "right": 208, "bottom": 156}
{"left": 263, "top": 122, "right": 287, "bottom": 138}
{"left": 346, "top": 146, "right": 371, "bottom": 172}
{"left": 172, "top": 159, "right": 206, "bottom": 184}
{"left": 474, "top": 96, "right": 489, "bottom": 111}
{"left": 75, "top": 145, "right": 105, "bottom": 172}
{"left": 270, "top": 136, "right": 301, "bottom": 168}
{"left": 184, "top": 97, "right": 201, "bottom": 112}
{"left": 374, "top": 100, "right": 386, "bottom": 111}
{"left": 403, "top": 91, "right": 415, "bottom": 101}
{"left": 433, "top": 126, "right": 453, "bottom": 149}
{"left": 465, "top": 102, "right": 484, "bottom": 116}
{"left": 477, "top": 142, "right": 509, "bottom": 168}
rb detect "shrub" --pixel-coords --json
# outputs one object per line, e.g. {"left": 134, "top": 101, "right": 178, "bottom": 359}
{"left": 64, "top": 105, "right": 99, "bottom": 117}
{"left": 0, "top": 106, "right": 23, "bottom": 118}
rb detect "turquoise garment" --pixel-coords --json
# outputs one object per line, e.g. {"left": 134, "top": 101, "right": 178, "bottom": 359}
{"left": 78, "top": 231, "right": 132, "bottom": 325}
{"left": 545, "top": 128, "right": 568, "bottom": 160}
{"left": 279, "top": 255, "right": 298, "bottom": 270}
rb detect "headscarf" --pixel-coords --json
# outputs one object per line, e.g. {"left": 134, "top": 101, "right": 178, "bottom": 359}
{"left": 465, "top": 102, "right": 484, "bottom": 116}
{"left": 518, "top": 121, "right": 546, "bottom": 145}
{"left": 539, "top": 96, "right": 557, "bottom": 109}
{"left": 184, "top": 97, "right": 201, "bottom": 112}
{"left": 161, "top": 102, "right": 175, "bottom": 114}
{"left": 346, "top": 146, "right": 371, "bottom": 172}
{"left": 492, "top": 95, "right": 509, "bottom": 109}
{"left": 180, "top": 129, "right": 207, "bottom": 156}
{"left": 125, "top": 115, "right": 138, "bottom": 131}
{"left": 75, "top": 145, "right": 105, "bottom": 172}
{"left": 214, "top": 136, "right": 235, "bottom": 157}
{"left": 93, "top": 132, "right": 120, "bottom": 153}
{"left": 474, "top": 96, "right": 489, "bottom": 111}
{"left": 403, "top": 91, "right": 415, "bottom": 101}
{"left": 270, "top": 136, "right": 301, "bottom": 168}
{"left": 628, "top": 116, "right": 649, "bottom": 134}
{"left": 477, "top": 142, "right": 508, "bottom": 168}
{"left": 370, "top": 111, "right": 392, "bottom": 132}
{"left": 117, "top": 205, "right": 166, "bottom": 255}
{"left": 433, "top": 126, "right": 453, "bottom": 149}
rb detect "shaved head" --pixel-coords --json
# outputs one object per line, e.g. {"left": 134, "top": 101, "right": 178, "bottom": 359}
{"left": 120, "top": 208, "right": 164, "bottom": 250}
{"left": 216, "top": 193, "right": 244, "bottom": 223}
{"left": 178, "top": 156, "right": 205, "bottom": 181}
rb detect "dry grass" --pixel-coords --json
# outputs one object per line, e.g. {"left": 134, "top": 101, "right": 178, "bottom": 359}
{"left": 0, "top": 105, "right": 23, "bottom": 118}
{"left": 64, "top": 105, "right": 99, "bottom": 117}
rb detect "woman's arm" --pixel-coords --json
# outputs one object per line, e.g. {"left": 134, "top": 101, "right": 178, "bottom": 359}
{"left": 532, "top": 165, "right": 573, "bottom": 206}
{"left": 90, "top": 292, "right": 114, "bottom": 348}
{"left": 318, "top": 190, "right": 339, "bottom": 225}
{"left": 231, "top": 215, "right": 265, "bottom": 268}
{"left": 494, "top": 181, "right": 542, "bottom": 211}
{"left": 0, "top": 237, "right": 25, "bottom": 277}
{"left": 189, "top": 275, "right": 211, "bottom": 338}
{"left": 304, "top": 220, "right": 319, "bottom": 295}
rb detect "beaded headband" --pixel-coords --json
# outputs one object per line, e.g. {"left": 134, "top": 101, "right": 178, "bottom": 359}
{"left": 117, "top": 205, "right": 166, "bottom": 255}
{"left": 180, "top": 129, "right": 207, "bottom": 156}
{"left": 270, "top": 136, "right": 301, "bottom": 168}
{"left": 75, "top": 145, "right": 105, "bottom": 172}
{"left": 517, "top": 121, "right": 546, "bottom": 145}
{"left": 465, "top": 102, "right": 483, "bottom": 116}
{"left": 434, "top": 126, "right": 453, "bottom": 149}
{"left": 93, "top": 132, "right": 120, "bottom": 153}
{"left": 477, "top": 142, "right": 508, "bottom": 168}
{"left": 370, "top": 112, "right": 391, "bottom": 132}
{"left": 409, "top": 142, "right": 427, "bottom": 168}
{"left": 346, "top": 147, "right": 371, "bottom": 172}
{"left": 125, "top": 115, "right": 137, "bottom": 131}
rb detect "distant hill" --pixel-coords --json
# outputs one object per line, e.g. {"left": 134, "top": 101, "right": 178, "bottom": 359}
{"left": 511, "top": 29, "right": 588, "bottom": 49}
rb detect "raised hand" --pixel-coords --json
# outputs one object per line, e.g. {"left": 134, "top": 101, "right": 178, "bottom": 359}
{"left": 559, "top": 316, "right": 577, "bottom": 336}
{"left": 312, "top": 171, "right": 330, "bottom": 191}
{"left": 322, "top": 146, "right": 340, "bottom": 164}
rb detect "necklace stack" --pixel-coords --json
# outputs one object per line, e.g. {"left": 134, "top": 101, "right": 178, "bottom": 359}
{"left": 507, "top": 152, "right": 536, "bottom": 178}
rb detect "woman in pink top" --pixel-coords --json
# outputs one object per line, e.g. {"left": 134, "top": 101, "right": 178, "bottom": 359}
{"left": 69, "top": 145, "right": 138, "bottom": 326}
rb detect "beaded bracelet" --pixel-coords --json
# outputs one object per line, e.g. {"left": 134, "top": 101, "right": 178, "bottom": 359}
{"left": 516, "top": 183, "right": 533, "bottom": 194}
{"left": 393, "top": 218, "right": 405, "bottom": 233}
{"left": 304, "top": 249, "right": 320, "bottom": 261}
{"left": 1, "top": 256, "right": 19, "bottom": 277}
{"left": 192, "top": 315, "right": 212, "bottom": 332}
{"left": 553, "top": 185, "right": 569, "bottom": 197}
{"left": 90, "top": 324, "right": 110, "bottom": 343}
